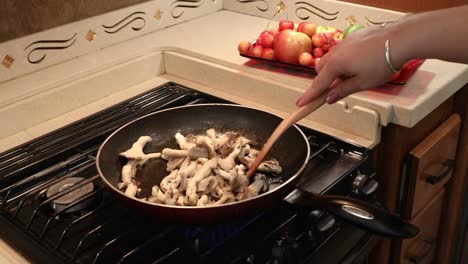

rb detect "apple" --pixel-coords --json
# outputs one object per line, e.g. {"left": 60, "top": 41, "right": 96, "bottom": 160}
{"left": 297, "top": 22, "right": 317, "bottom": 37}
{"left": 343, "top": 24, "right": 365, "bottom": 38}
{"left": 256, "top": 37, "right": 264, "bottom": 47}
{"left": 274, "top": 29, "right": 312, "bottom": 64}
{"left": 261, "top": 32, "right": 275, "bottom": 48}
{"left": 279, "top": 20, "right": 295, "bottom": 31}
{"left": 298, "top": 52, "right": 314, "bottom": 66}
{"left": 250, "top": 44, "right": 264, "bottom": 57}
{"left": 261, "top": 48, "right": 275, "bottom": 60}
{"left": 312, "top": 57, "right": 321, "bottom": 67}
{"left": 332, "top": 31, "right": 344, "bottom": 44}
{"left": 311, "top": 33, "right": 327, "bottom": 47}
{"left": 238, "top": 41, "right": 252, "bottom": 55}
{"left": 316, "top": 25, "right": 338, "bottom": 34}
{"left": 312, "top": 47, "right": 325, "bottom": 58}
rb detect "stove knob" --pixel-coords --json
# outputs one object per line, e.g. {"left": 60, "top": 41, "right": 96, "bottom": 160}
{"left": 271, "top": 239, "right": 299, "bottom": 264}
{"left": 353, "top": 173, "right": 379, "bottom": 196}
{"left": 308, "top": 210, "right": 335, "bottom": 232}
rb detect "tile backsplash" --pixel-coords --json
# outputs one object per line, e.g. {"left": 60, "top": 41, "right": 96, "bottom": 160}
{"left": 0, "top": 0, "right": 151, "bottom": 43}
{"left": 0, "top": 0, "right": 222, "bottom": 83}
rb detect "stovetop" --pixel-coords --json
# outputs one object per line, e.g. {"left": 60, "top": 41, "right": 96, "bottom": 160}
{"left": 0, "top": 82, "right": 378, "bottom": 264}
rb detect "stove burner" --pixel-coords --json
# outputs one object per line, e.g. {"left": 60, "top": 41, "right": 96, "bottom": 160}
{"left": 46, "top": 177, "right": 94, "bottom": 213}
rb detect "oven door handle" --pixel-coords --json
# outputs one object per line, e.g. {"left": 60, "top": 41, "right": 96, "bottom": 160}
{"left": 284, "top": 188, "right": 419, "bottom": 238}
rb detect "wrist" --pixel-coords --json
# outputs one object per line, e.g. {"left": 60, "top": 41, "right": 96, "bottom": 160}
{"left": 384, "top": 20, "right": 415, "bottom": 69}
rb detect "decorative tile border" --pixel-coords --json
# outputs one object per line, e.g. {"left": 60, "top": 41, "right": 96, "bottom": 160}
{"left": 0, "top": 0, "right": 222, "bottom": 83}
{"left": 223, "top": 0, "right": 404, "bottom": 31}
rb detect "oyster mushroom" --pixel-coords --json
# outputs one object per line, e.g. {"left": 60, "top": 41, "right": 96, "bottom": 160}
{"left": 175, "top": 132, "right": 196, "bottom": 150}
{"left": 186, "top": 158, "right": 217, "bottom": 205}
{"left": 218, "top": 141, "right": 242, "bottom": 171}
{"left": 257, "top": 159, "right": 283, "bottom": 175}
{"left": 120, "top": 136, "right": 153, "bottom": 160}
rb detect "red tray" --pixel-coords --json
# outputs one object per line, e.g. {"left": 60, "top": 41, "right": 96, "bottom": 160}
{"left": 240, "top": 53, "right": 425, "bottom": 85}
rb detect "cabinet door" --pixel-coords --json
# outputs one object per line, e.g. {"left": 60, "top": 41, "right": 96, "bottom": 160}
{"left": 404, "top": 114, "right": 461, "bottom": 218}
{"left": 400, "top": 189, "right": 445, "bottom": 264}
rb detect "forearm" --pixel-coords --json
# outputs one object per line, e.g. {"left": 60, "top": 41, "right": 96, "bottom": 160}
{"left": 388, "top": 5, "right": 468, "bottom": 67}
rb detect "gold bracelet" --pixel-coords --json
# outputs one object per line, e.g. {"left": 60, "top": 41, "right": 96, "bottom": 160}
{"left": 385, "top": 39, "right": 400, "bottom": 73}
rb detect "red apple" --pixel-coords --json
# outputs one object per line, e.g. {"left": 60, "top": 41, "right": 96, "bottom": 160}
{"left": 274, "top": 29, "right": 312, "bottom": 64}
{"left": 238, "top": 41, "right": 252, "bottom": 55}
{"left": 312, "top": 57, "right": 321, "bottom": 67}
{"left": 312, "top": 47, "right": 325, "bottom": 58}
{"left": 250, "top": 44, "right": 264, "bottom": 57}
{"left": 311, "top": 33, "right": 327, "bottom": 47}
{"left": 261, "top": 32, "right": 276, "bottom": 48}
{"left": 279, "top": 20, "right": 295, "bottom": 31}
{"left": 297, "top": 22, "right": 317, "bottom": 37}
{"left": 298, "top": 52, "right": 314, "bottom": 66}
{"left": 256, "top": 37, "right": 264, "bottom": 47}
{"left": 261, "top": 48, "right": 275, "bottom": 60}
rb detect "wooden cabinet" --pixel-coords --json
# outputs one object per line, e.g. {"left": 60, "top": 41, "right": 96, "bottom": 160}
{"left": 405, "top": 115, "right": 461, "bottom": 218}
{"left": 400, "top": 189, "right": 445, "bottom": 264}
{"left": 369, "top": 86, "right": 468, "bottom": 264}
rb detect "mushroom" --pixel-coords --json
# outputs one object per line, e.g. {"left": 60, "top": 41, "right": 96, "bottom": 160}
{"left": 187, "top": 146, "right": 209, "bottom": 159}
{"left": 198, "top": 176, "right": 216, "bottom": 193}
{"left": 257, "top": 159, "right": 283, "bottom": 175}
{"left": 118, "top": 160, "right": 137, "bottom": 189}
{"left": 186, "top": 157, "right": 217, "bottom": 205}
{"left": 249, "top": 174, "right": 269, "bottom": 194}
{"left": 218, "top": 141, "right": 242, "bottom": 171}
{"left": 160, "top": 170, "right": 178, "bottom": 193}
{"left": 175, "top": 132, "right": 196, "bottom": 150}
{"left": 166, "top": 157, "right": 185, "bottom": 172}
{"left": 196, "top": 136, "right": 216, "bottom": 158}
{"left": 120, "top": 136, "right": 152, "bottom": 160}
{"left": 161, "top": 148, "right": 189, "bottom": 160}
{"left": 197, "top": 195, "right": 209, "bottom": 206}
{"left": 213, "top": 191, "right": 235, "bottom": 205}
{"left": 124, "top": 182, "right": 139, "bottom": 198}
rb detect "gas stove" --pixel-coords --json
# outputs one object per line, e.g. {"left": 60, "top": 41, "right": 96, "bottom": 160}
{"left": 0, "top": 82, "right": 379, "bottom": 264}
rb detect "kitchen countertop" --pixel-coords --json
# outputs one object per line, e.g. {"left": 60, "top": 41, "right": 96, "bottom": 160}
{"left": 0, "top": 5, "right": 468, "bottom": 262}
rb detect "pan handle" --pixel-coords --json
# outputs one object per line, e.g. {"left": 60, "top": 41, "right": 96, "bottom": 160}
{"left": 284, "top": 189, "right": 419, "bottom": 238}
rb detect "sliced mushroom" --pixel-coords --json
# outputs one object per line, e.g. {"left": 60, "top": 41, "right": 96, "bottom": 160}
{"left": 186, "top": 158, "right": 218, "bottom": 205}
{"left": 257, "top": 159, "right": 283, "bottom": 175}
{"left": 187, "top": 146, "right": 209, "bottom": 159}
{"left": 160, "top": 170, "right": 178, "bottom": 193}
{"left": 197, "top": 194, "right": 209, "bottom": 206}
{"left": 198, "top": 176, "right": 216, "bottom": 193}
{"left": 213, "top": 191, "right": 235, "bottom": 205}
{"left": 249, "top": 174, "right": 269, "bottom": 194}
{"left": 175, "top": 132, "right": 196, "bottom": 150}
{"left": 161, "top": 148, "right": 188, "bottom": 160}
{"left": 218, "top": 141, "right": 242, "bottom": 171}
{"left": 120, "top": 136, "right": 152, "bottom": 160}
{"left": 166, "top": 157, "right": 185, "bottom": 172}
{"left": 124, "top": 182, "right": 139, "bottom": 197}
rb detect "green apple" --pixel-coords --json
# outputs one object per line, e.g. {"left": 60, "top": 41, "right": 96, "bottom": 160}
{"left": 343, "top": 24, "right": 365, "bottom": 38}
{"left": 316, "top": 25, "right": 338, "bottom": 34}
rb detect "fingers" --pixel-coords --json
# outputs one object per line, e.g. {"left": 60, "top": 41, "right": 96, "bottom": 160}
{"left": 296, "top": 62, "right": 339, "bottom": 107}
{"left": 325, "top": 77, "right": 363, "bottom": 104}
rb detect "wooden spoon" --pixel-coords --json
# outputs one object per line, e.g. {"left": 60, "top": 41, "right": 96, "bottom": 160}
{"left": 246, "top": 93, "right": 327, "bottom": 178}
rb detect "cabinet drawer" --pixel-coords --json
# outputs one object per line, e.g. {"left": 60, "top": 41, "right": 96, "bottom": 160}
{"left": 405, "top": 114, "right": 461, "bottom": 218}
{"left": 400, "top": 189, "right": 445, "bottom": 264}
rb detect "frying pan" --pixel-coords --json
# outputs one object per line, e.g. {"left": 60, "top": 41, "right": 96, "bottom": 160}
{"left": 96, "top": 104, "right": 418, "bottom": 238}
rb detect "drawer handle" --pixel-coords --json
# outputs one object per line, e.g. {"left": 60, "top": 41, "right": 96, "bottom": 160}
{"left": 407, "top": 237, "right": 435, "bottom": 264}
{"left": 425, "top": 159, "right": 455, "bottom": 185}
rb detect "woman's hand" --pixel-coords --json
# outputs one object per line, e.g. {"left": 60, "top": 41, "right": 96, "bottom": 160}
{"left": 296, "top": 26, "right": 398, "bottom": 106}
